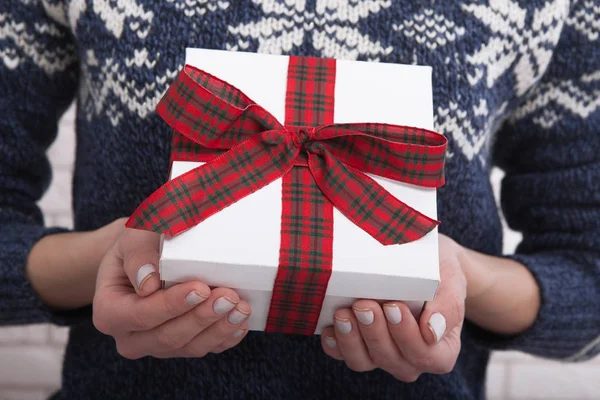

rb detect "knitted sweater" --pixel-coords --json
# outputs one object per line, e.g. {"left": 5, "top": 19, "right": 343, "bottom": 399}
{"left": 1, "top": 1, "right": 599, "bottom": 399}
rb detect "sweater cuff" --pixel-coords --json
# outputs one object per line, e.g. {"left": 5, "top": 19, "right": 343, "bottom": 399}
{"left": 466, "top": 252, "right": 600, "bottom": 361}
{"left": 0, "top": 223, "right": 92, "bottom": 327}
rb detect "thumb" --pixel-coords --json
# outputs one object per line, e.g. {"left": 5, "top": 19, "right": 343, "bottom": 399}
{"left": 114, "top": 227, "right": 162, "bottom": 297}
{"left": 419, "top": 251, "right": 467, "bottom": 345}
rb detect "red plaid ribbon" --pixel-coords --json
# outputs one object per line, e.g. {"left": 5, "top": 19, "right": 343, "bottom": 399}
{"left": 127, "top": 56, "right": 447, "bottom": 334}
{"left": 269, "top": 57, "right": 336, "bottom": 333}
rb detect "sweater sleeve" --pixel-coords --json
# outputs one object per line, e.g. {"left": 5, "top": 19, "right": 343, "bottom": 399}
{"left": 0, "top": 1, "right": 82, "bottom": 326}
{"left": 469, "top": 7, "right": 600, "bottom": 362}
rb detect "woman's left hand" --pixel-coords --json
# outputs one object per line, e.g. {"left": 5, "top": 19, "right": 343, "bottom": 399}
{"left": 320, "top": 235, "right": 467, "bottom": 381}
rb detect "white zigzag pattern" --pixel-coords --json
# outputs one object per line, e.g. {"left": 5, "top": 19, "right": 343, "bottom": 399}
{"left": 393, "top": 8, "right": 466, "bottom": 51}
{"left": 91, "top": 0, "right": 154, "bottom": 39}
{"left": 165, "top": 0, "right": 230, "bottom": 18}
{"left": 80, "top": 50, "right": 180, "bottom": 126}
{"left": 566, "top": 0, "right": 600, "bottom": 41}
{"left": 227, "top": 0, "right": 392, "bottom": 60}
{"left": 462, "top": 0, "right": 570, "bottom": 96}
{"left": 315, "top": 0, "right": 391, "bottom": 23}
{"left": 512, "top": 70, "right": 600, "bottom": 128}
{"left": 434, "top": 99, "right": 509, "bottom": 163}
{"left": 0, "top": 11, "right": 76, "bottom": 74}
{"left": 75, "top": 0, "right": 228, "bottom": 125}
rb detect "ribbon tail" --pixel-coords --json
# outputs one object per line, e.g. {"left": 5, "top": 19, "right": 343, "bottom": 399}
{"left": 127, "top": 131, "right": 299, "bottom": 236}
{"left": 308, "top": 151, "right": 439, "bottom": 245}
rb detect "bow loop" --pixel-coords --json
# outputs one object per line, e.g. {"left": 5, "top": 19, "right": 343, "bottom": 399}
{"left": 158, "top": 66, "right": 282, "bottom": 152}
{"left": 310, "top": 123, "right": 446, "bottom": 187}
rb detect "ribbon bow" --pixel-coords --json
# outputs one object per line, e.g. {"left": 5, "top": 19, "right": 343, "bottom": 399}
{"left": 127, "top": 64, "right": 447, "bottom": 244}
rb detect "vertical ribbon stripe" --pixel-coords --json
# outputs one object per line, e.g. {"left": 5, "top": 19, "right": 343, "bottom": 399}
{"left": 265, "top": 57, "right": 336, "bottom": 334}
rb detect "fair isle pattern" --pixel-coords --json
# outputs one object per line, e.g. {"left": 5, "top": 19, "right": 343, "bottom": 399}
{"left": 90, "top": 0, "right": 153, "bottom": 39}
{"left": 79, "top": 49, "right": 182, "bottom": 126}
{"left": 511, "top": 68, "right": 600, "bottom": 128}
{"left": 164, "top": 0, "right": 230, "bottom": 18}
{"left": 566, "top": 0, "right": 600, "bottom": 41}
{"left": 0, "top": 10, "right": 75, "bottom": 73}
{"left": 461, "top": 0, "right": 570, "bottom": 96}
{"left": 434, "top": 99, "right": 509, "bottom": 163}
{"left": 392, "top": 9, "right": 466, "bottom": 51}
{"left": 226, "top": 0, "right": 393, "bottom": 60}
{"left": 2, "top": 1, "right": 598, "bottom": 164}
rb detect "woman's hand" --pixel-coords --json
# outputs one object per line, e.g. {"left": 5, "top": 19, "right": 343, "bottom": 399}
{"left": 92, "top": 227, "right": 251, "bottom": 359}
{"left": 26, "top": 217, "right": 128, "bottom": 310}
{"left": 320, "top": 235, "right": 467, "bottom": 381}
{"left": 320, "top": 233, "right": 542, "bottom": 380}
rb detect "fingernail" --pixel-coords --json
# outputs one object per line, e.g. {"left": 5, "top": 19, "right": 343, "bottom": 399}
{"left": 227, "top": 308, "right": 250, "bottom": 324}
{"left": 233, "top": 328, "right": 246, "bottom": 338}
{"left": 136, "top": 264, "right": 155, "bottom": 290}
{"left": 383, "top": 303, "right": 403, "bottom": 325}
{"left": 185, "top": 291, "right": 208, "bottom": 305}
{"left": 334, "top": 317, "right": 352, "bottom": 334}
{"left": 428, "top": 313, "right": 446, "bottom": 343}
{"left": 213, "top": 297, "right": 237, "bottom": 314}
{"left": 352, "top": 307, "right": 374, "bottom": 325}
{"left": 324, "top": 336, "right": 337, "bottom": 348}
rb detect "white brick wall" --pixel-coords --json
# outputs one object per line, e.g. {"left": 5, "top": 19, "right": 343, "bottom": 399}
{"left": 0, "top": 106, "right": 598, "bottom": 400}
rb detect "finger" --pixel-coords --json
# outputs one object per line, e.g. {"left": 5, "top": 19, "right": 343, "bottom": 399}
{"left": 181, "top": 298, "right": 251, "bottom": 357}
{"left": 384, "top": 302, "right": 432, "bottom": 370}
{"left": 419, "top": 256, "right": 467, "bottom": 345}
{"left": 352, "top": 300, "right": 405, "bottom": 371}
{"left": 320, "top": 327, "right": 344, "bottom": 361}
{"left": 119, "top": 228, "right": 162, "bottom": 297}
{"left": 333, "top": 308, "right": 375, "bottom": 372}
{"left": 210, "top": 321, "right": 250, "bottom": 354}
{"left": 94, "top": 280, "right": 211, "bottom": 334}
{"left": 119, "top": 287, "right": 240, "bottom": 357}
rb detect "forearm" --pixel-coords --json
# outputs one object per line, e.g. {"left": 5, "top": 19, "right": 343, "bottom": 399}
{"left": 26, "top": 231, "right": 99, "bottom": 310}
{"left": 461, "top": 248, "right": 541, "bottom": 335}
{"left": 26, "top": 219, "right": 125, "bottom": 311}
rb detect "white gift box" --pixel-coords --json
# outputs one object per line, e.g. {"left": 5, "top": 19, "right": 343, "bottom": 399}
{"left": 161, "top": 48, "right": 440, "bottom": 334}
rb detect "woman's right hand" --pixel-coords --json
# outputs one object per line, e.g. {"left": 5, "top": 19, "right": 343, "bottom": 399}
{"left": 92, "top": 227, "right": 251, "bottom": 359}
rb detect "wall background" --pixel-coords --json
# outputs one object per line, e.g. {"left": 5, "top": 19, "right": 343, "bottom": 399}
{"left": 0, "top": 106, "right": 598, "bottom": 400}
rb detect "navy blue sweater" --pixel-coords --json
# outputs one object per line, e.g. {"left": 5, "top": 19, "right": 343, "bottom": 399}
{"left": 1, "top": 1, "right": 599, "bottom": 399}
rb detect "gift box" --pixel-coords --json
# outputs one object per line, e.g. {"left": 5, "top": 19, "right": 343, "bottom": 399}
{"left": 128, "top": 48, "right": 447, "bottom": 335}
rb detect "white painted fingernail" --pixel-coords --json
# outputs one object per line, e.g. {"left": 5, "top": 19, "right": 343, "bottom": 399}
{"left": 353, "top": 307, "right": 374, "bottom": 325}
{"left": 383, "top": 304, "right": 403, "bottom": 325}
{"left": 136, "top": 264, "right": 155, "bottom": 290}
{"left": 428, "top": 313, "right": 446, "bottom": 343}
{"left": 227, "top": 308, "right": 250, "bottom": 324}
{"left": 185, "top": 291, "right": 207, "bottom": 305}
{"left": 213, "top": 297, "right": 237, "bottom": 314}
{"left": 233, "top": 328, "right": 246, "bottom": 338}
{"left": 324, "top": 336, "right": 337, "bottom": 348}
{"left": 334, "top": 317, "right": 352, "bottom": 334}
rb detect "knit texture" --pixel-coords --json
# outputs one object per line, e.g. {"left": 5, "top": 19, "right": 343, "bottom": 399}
{"left": 1, "top": 1, "right": 599, "bottom": 399}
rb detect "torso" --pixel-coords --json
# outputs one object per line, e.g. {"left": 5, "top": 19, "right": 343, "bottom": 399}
{"left": 45, "top": 1, "right": 572, "bottom": 398}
